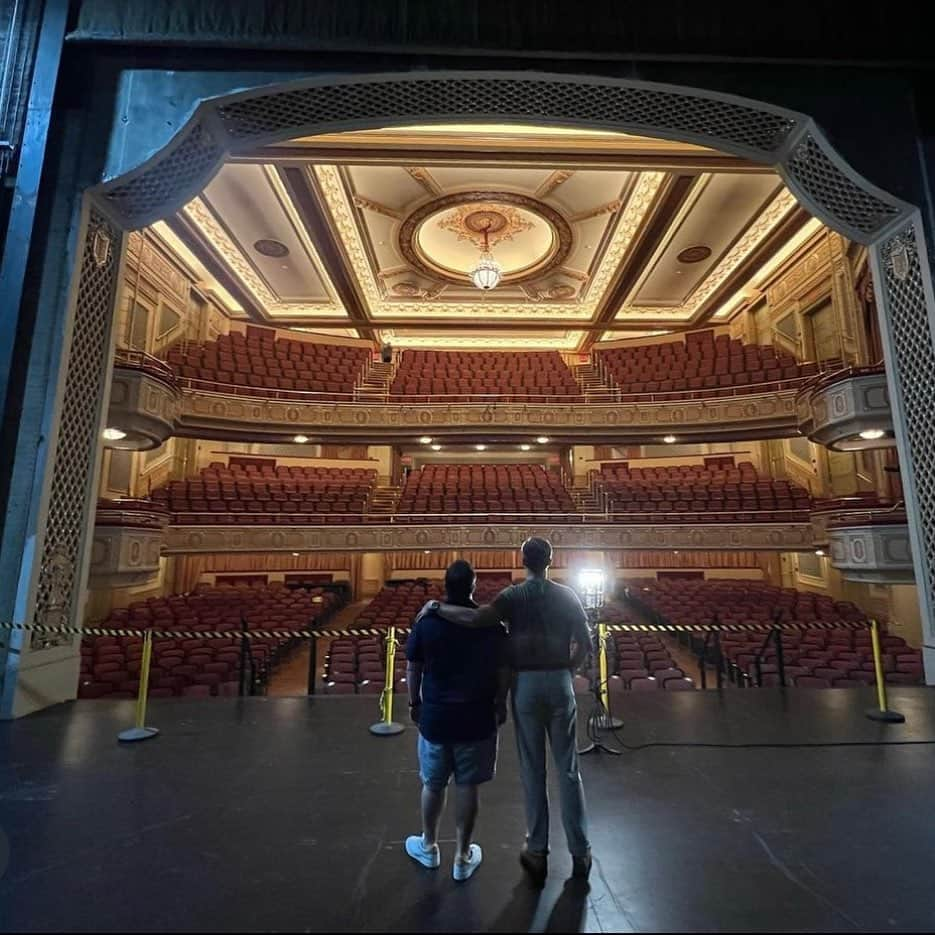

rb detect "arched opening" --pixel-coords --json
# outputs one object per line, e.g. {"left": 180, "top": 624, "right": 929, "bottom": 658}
{"left": 3, "top": 72, "right": 933, "bottom": 718}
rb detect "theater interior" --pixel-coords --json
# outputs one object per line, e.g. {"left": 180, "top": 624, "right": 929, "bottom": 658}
{"left": 69, "top": 122, "right": 919, "bottom": 706}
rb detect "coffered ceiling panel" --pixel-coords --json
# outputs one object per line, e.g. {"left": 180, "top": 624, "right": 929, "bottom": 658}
{"left": 165, "top": 123, "right": 825, "bottom": 350}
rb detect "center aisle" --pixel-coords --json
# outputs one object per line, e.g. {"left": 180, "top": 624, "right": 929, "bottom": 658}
{"left": 267, "top": 601, "right": 373, "bottom": 696}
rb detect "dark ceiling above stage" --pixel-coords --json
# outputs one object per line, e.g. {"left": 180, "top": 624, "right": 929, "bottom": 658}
{"left": 68, "top": 0, "right": 935, "bottom": 66}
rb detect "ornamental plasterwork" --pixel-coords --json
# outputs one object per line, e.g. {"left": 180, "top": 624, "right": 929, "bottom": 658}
{"left": 182, "top": 196, "right": 345, "bottom": 318}
{"left": 177, "top": 386, "right": 799, "bottom": 434}
{"left": 436, "top": 203, "right": 534, "bottom": 248}
{"left": 162, "top": 521, "right": 814, "bottom": 554}
{"left": 312, "top": 163, "right": 666, "bottom": 321}
{"left": 377, "top": 330, "right": 583, "bottom": 351}
{"left": 623, "top": 189, "right": 800, "bottom": 320}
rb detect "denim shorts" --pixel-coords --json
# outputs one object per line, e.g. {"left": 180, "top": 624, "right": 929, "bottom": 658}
{"left": 418, "top": 732, "right": 498, "bottom": 790}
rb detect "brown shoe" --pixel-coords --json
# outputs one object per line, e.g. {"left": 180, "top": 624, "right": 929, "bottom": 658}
{"left": 519, "top": 847, "right": 548, "bottom": 885}
{"left": 572, "top": 854, "right": 592, "bottom": 879}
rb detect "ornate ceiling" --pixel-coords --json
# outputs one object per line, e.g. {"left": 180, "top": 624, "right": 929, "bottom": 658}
{"left": 164, "top": 124, "right": 817, "bottom": 350}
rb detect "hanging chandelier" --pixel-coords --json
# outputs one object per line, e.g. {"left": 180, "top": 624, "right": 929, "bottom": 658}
{"left": 469, "top": 219, "right": 502, "bottom": 291}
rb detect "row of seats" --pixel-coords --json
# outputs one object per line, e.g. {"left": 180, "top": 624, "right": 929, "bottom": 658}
{"left": 390, "top": 350, "right": 581, "bottom": 401}
{"left": 618, "top": 578, "right": 923, "bottom": 687}
{"left": 397, "top": 464, "right": 577, "bottom": 519}
{"left": 597, "top": 461, "right": 812, "bottom": 522}
{"left": 78, "top": 584, "right": 341, "bottom": 700}
{"left": 165, "top": 327, "right": 368, "bottom": 396}
{"left": 596, "top": 330, "right": 827, "bottom": 398}
{"left": 150, "top": 464, "right": 377, "bottom": 525}
{"left": 324, "top": 577, "right": 512, "bottom": 693}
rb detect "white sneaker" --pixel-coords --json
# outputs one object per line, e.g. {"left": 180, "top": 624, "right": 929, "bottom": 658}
{"left": 405, "top": 835, "right": 440, "bottom": 869}
{"left": 453, "top": 844, "right": 483, "bottom": 881}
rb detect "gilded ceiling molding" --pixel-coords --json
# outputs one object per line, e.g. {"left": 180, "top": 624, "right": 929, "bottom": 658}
{"left": 182, "top": 197, "right": 345, "bottom": 318}
{"left": 403, "top": 166, "right": 443, "bottom": 196}
{"left": 352, "top": 195, "right": 403, "bottom": 220}
{"left": 620, "top": 188, "right": 799, "bottom": 320}
{"left": 569, "top": 200, "right": 623, "bottom": 223}
{"left": 397, "top": 191, "right": 573, "bottom": 287}
{"left": 535, "top": 169, "right": 576, "bottom": 199}
{"left": 312, "top": 163, "right": 665, "bottom": 322}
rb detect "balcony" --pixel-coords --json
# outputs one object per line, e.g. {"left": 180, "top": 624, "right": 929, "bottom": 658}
{"left": 89, "top": 498, "right": 169, "bottom": 588}
{"left": 106, "top": 349, "right": 181, "bottom": 450}
{"left": 796, "top": 365, "right": 894, "bottom": 451}
{"left": 813, "top": 496, "right": 913, "bottom": 583}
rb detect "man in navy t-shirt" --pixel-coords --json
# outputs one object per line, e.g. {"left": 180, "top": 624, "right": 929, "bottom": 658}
{"left": 404, "top": 560, "right": 509, "bottom": 882}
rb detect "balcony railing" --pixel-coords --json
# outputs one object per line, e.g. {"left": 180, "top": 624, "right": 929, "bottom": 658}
{"left": 113, "top": 348, "right": 179, "bottom": 388}
{"left": 166, "top": 507, "right": 813, "bottom": 526}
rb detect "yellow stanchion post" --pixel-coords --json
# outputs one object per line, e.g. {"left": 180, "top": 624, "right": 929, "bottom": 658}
{"left": 118, "top": 631, "right": 160, "bottom": 743}
{"left": 865, "top": 619, "right": 905, "bottom": 723}
{"left": 595, "top": 621, "right": 623, "bottom": 730}
{"left": 369, "top": 625, "right": 405, "bottom": 736}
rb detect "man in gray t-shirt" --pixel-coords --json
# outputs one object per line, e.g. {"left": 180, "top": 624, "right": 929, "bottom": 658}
{"left": 425, "top": 537, "right": 592, "bottom": 882}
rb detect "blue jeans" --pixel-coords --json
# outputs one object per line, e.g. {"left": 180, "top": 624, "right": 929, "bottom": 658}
{"left": 511, "top": 669, "right": 590, "bottom": 858}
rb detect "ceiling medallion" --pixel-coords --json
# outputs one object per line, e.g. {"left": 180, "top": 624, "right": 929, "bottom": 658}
{"left": 438, "top": 205, "right": 533, "bottom": 249}
{"left": 398, "top": 191, "right": 573, "bottom": 288}
{"left": 253, "top": 239, "right": 290, "bottom": 258}
{"left": 676, "top": 245, "right": 712, "bottom": 264}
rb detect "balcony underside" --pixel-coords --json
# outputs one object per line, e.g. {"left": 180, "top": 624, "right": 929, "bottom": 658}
{"left": 162, "top": 521, "right": 814, "bottom": 554}
{"left": 175, "top": 388, "right": 801, "bottom": 442}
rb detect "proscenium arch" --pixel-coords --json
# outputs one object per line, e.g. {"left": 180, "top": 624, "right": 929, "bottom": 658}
{"left": 91, "top": 71, "right": 911, "bottom": 243}
{"left": 7, "top": 70, "right": 935, "bottom": 717}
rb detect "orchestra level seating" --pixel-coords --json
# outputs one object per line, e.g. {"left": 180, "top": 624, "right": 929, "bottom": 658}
{"left": 390, "top": 350, "right": 581, "bottom": 402}
{"left": 614, "top": 578, "right": 922, "bottom": 688}
{"left": 165, "top": 327, "right": 369, "bottom": 397}
{"left": 324, "top": 577, "right": 512, "bottom": 694}
{"left": 79, "top": 584, "right": 342, "bottom": 700}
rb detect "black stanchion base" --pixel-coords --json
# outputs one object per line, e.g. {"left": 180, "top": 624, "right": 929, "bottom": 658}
{"left": 369, "top": 721, "right": 405, "bottom": 736}
{"left": 865, "top": 708, "right": 906, "bottom": 724}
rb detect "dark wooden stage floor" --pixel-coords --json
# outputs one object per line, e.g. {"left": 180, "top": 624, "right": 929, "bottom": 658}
{"left": 2, "top": 688, "right": 935, "bottom": 933}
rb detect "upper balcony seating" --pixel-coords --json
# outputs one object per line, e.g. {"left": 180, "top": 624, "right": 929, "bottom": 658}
{"left": 79, "top": 584, "right": 341, "bottom": 700}
{"left": 396, "top": 463, "right": 577, "bottom": 521}
{"left": 619, "top": 577, "right": 922, "bottom": 687}
{"left": 150, "top": 463, "right": 377, "bottom": 524}
{"left": 165, "top": 328, "right": 369, "bottom": 397}
{"left": 596, "top": 330, "right": 828, "bottom": 400}
{"left": 596, "top": 460, "right": 812, "bottom": 522}
{"left": 390, "top": 350, "right": 581, "bottom": 402}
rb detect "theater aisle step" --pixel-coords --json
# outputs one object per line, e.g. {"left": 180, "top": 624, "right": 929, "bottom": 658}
{"left": 267, "top": 601, "right": 371, "bottom": 696}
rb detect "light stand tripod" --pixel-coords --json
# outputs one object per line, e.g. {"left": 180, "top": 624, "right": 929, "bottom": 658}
{"left": 577, "top": 580, "right": 623, "bottom": 756}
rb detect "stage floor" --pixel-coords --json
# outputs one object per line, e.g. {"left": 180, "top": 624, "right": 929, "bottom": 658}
{"left": 2, "top": 688, "right": 935, "bottom": 933}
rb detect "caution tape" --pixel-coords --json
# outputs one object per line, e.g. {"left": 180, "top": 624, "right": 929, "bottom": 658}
{"left": 604, "top": 619, "right": 869, "bottom": 635}
{"left": 0, "top": 618, "right": 869, "bottom": 641}
{"left": 0, "top": 621, "right": 410, "bottom": 641}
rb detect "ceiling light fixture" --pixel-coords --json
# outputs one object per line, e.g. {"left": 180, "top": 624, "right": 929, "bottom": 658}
{"left": 469, "top": 218, "right": 502, "bottom": 291}
{"left": 859, "top": 428, "right": 886, "bottom": 441}
{"left": 293, "top": 434, "right": 309, "bottom": 444}
{"left": 292, "top": 552, "right": 301, "bottom": 557}
{"left": 431, "top": 444, "right": 442, "bottom": 451}
{"left": 102, "top": 427, "right": 127, "bottom": 442}
{"left": 663, "top": 434, "right": 677, "bottom": 444}
{"left": 536, "top": 436, "right": 550, "bottom": 445}
{"left": 815, "top": 549, "right": 825, "bottom": 557}
{"left": 520, "top": 444, "right": 531, "bottom": 451}
{"left": 419, "top": 436, "right": 433, "bottom": 444}
{"left": 475, "top": 444, "right": 487, "bottom": 451}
